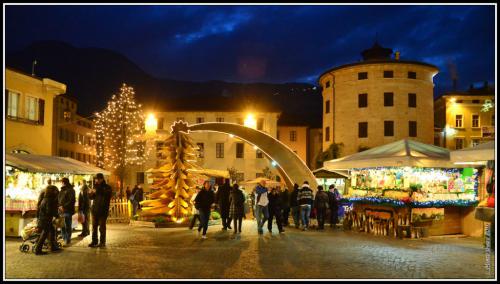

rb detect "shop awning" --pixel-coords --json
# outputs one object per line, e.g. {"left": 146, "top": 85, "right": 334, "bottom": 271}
{"left": 450, "top": 140, "right": 495, "bottom": 165}
{"left": 324, "top": 139, "right": 455, "bottom": 170}
{"left": 6, "top": 153, "right": 110, "bottom": 175}
{"left": 313, "top": 167, "right": 350, "bottom": 178}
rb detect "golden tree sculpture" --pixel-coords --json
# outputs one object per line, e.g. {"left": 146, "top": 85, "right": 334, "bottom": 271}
{"left": 140, "top": 121, "right": 197, "bottom": 222}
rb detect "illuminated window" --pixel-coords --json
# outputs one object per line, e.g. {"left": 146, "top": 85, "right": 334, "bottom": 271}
{"left": 455, "top": 115, "right": 463, "bottom": 128}
{"left": 7, "top": 90, "right": 20, "bottom": 118}
{"left": 216, "top": 143, "right": 224, "bottom": 158}
{"left": 455, "top": 137, "right": 465, "bottom": 150}
{"left": 472, "top": 114, "right": 480, "bottom": 128}
{"left": 471, "top": 138, "right": 481, "bottom": 147}
{"left": 290, "top": 130, "right": 297, "bottom": 141}
{"left": 25, "top": 96, "right": 38, "bottom": 121}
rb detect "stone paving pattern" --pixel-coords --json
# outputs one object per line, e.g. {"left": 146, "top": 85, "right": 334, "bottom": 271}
{"left": 5, "top": 221, "right": 495, "bottom": 279}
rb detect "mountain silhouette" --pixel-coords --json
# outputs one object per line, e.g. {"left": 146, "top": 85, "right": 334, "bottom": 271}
{"left": 6, "top": 40, "right": 322, "bottom": 127}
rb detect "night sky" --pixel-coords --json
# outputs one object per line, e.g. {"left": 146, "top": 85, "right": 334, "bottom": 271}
{"left": 5, "top": 4, "right": 496, "bottom": 93}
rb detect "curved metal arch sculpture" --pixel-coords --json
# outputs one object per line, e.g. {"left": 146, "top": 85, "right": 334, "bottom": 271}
{"left": 186, "top": 122, "right": 318, "bottom": 190}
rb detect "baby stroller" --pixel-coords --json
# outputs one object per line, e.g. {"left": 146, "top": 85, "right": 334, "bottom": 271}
{"left": 19, "top": 217, "right": 64, "bottom": 253}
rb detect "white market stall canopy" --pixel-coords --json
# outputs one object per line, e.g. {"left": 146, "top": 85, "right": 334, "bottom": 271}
{"left": 6, "top": 153, "right": 110, "bottom": 175}
{"left": 324, "top": 139, "right": 455, "bottom": 170}
{"left": 313, "top": 167, "right": 350, "bottom": 178}
{"left": 450, "top": 140, "right": 495, "bottom": 164}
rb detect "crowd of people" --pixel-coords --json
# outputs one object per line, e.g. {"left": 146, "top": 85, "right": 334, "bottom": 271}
{"left": 33, "top": 173, "right": 112, "bottom": 255}
{"left": 189, "top": 179, "right": 342, "bottom": 239}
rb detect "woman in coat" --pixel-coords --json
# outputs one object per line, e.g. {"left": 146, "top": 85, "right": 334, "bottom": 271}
{"left": 229, "top": 184, "right": 245, "bottom": 234}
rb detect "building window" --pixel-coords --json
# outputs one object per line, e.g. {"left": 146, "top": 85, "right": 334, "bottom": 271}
{"left": 409, "top": 121, "right": 417, "bottom": 137}
{"left": 408, "top": 71, "right": 417, "bottom": 79}
{"left": 455, "top": 138, "right": 465, "bottom": 150}
{"left": 358, "top": 72, "right": 368, "bottom": 80}
{"left": 257, "top": 118, "right": 264, "bottom": 130}
{"left": 472, "top": 114, "right": 480, "bottom": 128}
{"left": 384, "top": 92, "right": 394, "bottom": 107}
{"left": 256, "top": 149, "right": 264, "bottom": 158}
{"left": 136, "top": 172, "right": 145, "bottom": 184}
{"left": 25, "top": 96, "right": 38, "bottom": 121}
{"left": 216, "top": 143, "right": 224, "bottom": 158}
{"left": 325, "top": 100, "right": 330, "bottom": 114}
{"left": 358, "top": 122, "right": 368, "bottom": 138}
{"left": 383, "top": 70, "right": 394, "bottom": 78}
{"left": 471, "top": 138, "right": 481, "bottom": 147}
{"left": 290, "top": 130, "right": 297, "bottom": 141}
{"left": 384, "top": 121, "right": 394, "bottom": 136}
{"left": 455, "top": 115, "right": 463, "bottom": 128}
{"left": 216, "top": 117, "right": 224, "bottom": 122}
{"left": 408, "top": 93, "right": 417, "bottom": 108}
{"left": 325, "top": 127, "right": 330, "bottom": 142}
{"left": 236, "top": 143, "right": 244, "bottom": 158}
{"left": 235, "top": 173, "right": 245, "bottom": 183}
{"left": 196, "top": 143, "right": 204, "bottom": 158}
{"left": 157, "top": 117, "right": 164, "bottom": 130}
{"left": 7, "top": 90, "right": 21, "bottom": 118}
{"left": 325, "top": 81, "right": 331, "bottom": 88}
{"left": 358, "top": 93, "right": 368, "bottom": 108}
{"left": 472, "top": 100, "right": 481, "bottom": 104}
{"left": 196, "top": 117, "right": 205, "bottom": 123}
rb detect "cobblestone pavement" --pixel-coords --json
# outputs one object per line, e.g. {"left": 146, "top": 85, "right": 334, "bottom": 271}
{"left": 4, "top": 221, "right": 496, "bottom": 279}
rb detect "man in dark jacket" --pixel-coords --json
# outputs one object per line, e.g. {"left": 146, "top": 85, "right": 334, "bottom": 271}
{"left": 195, "top": 180, "right": 215, "bottom": 239}
{"left": 290, "top": 184, "right": 300, "bottom": 228}
{"left": 58, "top": 177, "right": 76, "bottom": 245}
{"left": 280, "top": 186, "right": 291, "bottom": 227}
{"left": 268, "top": 188, "right": 284, "bottom": 234}
{"left": 297, "top": 181, "right": 314, "bottom": 231}
{"left": 215, "top": 179, "right": 232, "bottom": 230}
{"left": 314, "top": 186, "right": 329, "bottom": 230}
{"left": 78, "top": 180, "right": 91, "bottom": 237}
{"left": 35, "top": 179, "right": 60, "bottom": 255}
{"left": 88, "top": 173, "right": 112, "bottom": 248}
{"left": 328, "top": 185, "right": 340, "bottom": 228}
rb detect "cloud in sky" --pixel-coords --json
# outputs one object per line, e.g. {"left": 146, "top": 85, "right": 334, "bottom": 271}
{"left": 5, "top": 4, "right": 495, "bottom": 93}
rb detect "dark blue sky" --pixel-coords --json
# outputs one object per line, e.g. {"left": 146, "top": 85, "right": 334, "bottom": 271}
{"left": 5, "top": 4, "right": 496, "bottom": 93}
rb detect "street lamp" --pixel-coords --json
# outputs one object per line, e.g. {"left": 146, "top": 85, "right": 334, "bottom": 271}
{"left": 244, "top": 113, "right": 257, "bottom": 129}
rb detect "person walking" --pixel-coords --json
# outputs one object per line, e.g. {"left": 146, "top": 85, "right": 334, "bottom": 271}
{"left": 268, "top": 187, "right": 285, "bottom": 234}
{"left": 88, "top": 173, "right": 112, "bottom": 248}
{"left": 229, "top": 184, "right": 245, "bottom": 234}
{"left": 254, "top": 180, "right": 269, "bottom": 235}
{"left": 328, "top": 185, "right": 341, "bottom": 228}
{"left": 58, "top": 177, "right": 76, "bottom": 246}
{"left": 314, "top": 185, "right": 329, "bottom": 230}
{"left": 136, "top": 185, "right": 144, "bottom": 210}
{"left": 189, "top": 187, "right": 201, "bottom": 230}
{"left": 130, "top": 185, "right": 140, "bottom": 216}
{"left": 249, "top": 187, "right": 256, "bottom": 220}
{"left": 125, "top": 186, "right": 131, "bottom": 200}
{"left": 280, "top": 186, "right": 291, "bottom": 227}
{"left": 194, "top": 180, "right": 215, "bottom": 239}
{"left": 290, "top": 183, "right": 301, "bottom": 228}
{"left": 78, "top": 180, "right": 91, "bottom": 237}
{"left": 215, "top": 179, "right": 232, "bottom": 230}
{"left": 34, "top": 179, "right": 60, "bottom": 255}
{"left": 297, "top": 181, "right": 314, "bottom": 231}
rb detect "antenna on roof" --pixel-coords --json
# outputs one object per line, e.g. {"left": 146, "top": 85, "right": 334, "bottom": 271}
{"left": 31, "top": 60, "right": 37, "bottom": 76}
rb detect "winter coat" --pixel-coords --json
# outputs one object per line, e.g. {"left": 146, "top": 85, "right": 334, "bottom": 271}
{"left": 78, "top": 184, "right": 90, "bottom": 213}
{"left": 229, "top": 189, "right": 245, "bottom": 218}
{"left": 59, "top": 184, "right": 76, "bottom": 215}
{"left": 314, "top": 190, "right": 329, "bottom": 209}
{"left": 268, "top": 191, "right": 283, "bottom": 210}
{"left": 297, "top": 184, "right": 313, "bottom": 206}
{"left": 195, "top": 189, "right": 215, "bottom": 212}
{"left": 90, "top": 182, "right": 112, "bottom": 217}
{"left": 290, "top": 186, "right": 300, "bottom": 207}
{"left": 191, "top": 192, "right": 199, "bottom": 215}
{"left": 328, "top": 190, "right": 340, "bottom": 208}
{"left": 215, "top": 183, "right": 231, "bottom": 210}
{"left": 37, "top": 185, "right": 59, "bottom": 228}
{"left": 255, "top": 184, "right": 269, "bottom": 206}
{"left": 280, "top": 189, "right": 290, "bottom": 209}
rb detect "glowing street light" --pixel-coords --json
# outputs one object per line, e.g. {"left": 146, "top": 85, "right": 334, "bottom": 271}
{"left": 271, "top": 161, "right": 277, "bottom": 167}
{"left": 244, "top": 113, "right": 257, "bottom": 129}
{"left": 145, "top": 113, "right": 158, "bottom": 132}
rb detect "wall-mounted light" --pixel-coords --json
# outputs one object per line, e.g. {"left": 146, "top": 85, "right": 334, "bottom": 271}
{"left": 244, "top": 113, "right": 257, "bottom": 129}
{"left": 145, "top": 113, "right": 157, "bottom": 132}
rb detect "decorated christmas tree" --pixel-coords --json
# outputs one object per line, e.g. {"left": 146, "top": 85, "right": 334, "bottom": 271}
{"left": 140, "top": 121, "right": 197, "bottom": 222}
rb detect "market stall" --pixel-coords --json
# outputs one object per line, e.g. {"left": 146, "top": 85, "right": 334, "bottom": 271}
{"left": 324, "top": 139, "right": 479, "bottom": 238}
{"left": 5, "top": 153, "right": 109, "bottom": 237}
{"left": 313, "top": 167, "right": 349, "bottom": 194}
